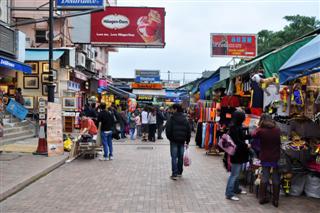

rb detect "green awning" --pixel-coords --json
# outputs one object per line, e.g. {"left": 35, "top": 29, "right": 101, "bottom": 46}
{"left": 212, "top": 79, "right": 228, "bottom": 90}
{"left": 262, "top": 36, "right": 315, "bottom": 77}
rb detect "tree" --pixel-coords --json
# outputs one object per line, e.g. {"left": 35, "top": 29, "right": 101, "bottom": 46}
{"left": 258, "top": 15, "right": 320, "bottom": 54}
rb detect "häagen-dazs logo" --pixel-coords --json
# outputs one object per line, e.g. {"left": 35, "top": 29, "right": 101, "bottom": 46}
{"left": 101, "top": 14, "right": 130, "bottom": 30}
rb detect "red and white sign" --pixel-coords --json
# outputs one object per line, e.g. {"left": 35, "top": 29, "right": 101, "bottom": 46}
{"left": 91, "top": 7, "right": 165, "bottom": 47}
{"left": 210, "top": 33, "right": 257, "bottom": 58}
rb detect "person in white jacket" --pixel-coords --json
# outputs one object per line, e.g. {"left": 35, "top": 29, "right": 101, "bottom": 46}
{"left": 148, "top": 107, "right": 157, "bottom": 142}
{"left": 141, "top": 107, "right": 149, "bottom": 142}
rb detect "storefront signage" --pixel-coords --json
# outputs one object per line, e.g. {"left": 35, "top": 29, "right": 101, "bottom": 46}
{"left": 56, "top": 0, "right": 104, "bottom": 9}
{"left": 0, "top": 56, "right": 32, "bottom": 74}
{"left": 163, "top": 80, "right": 180, "bottom": 89}
{"left": 91, "top": 7, "right": 165, "bottom": 48}
{"left": 6, "top": 99, "right": 28, "bottom": 120}
{"left": 137, "top": 95, "right": 153, "bottom": 101}
{"left": 74, "top": 71, "right": 88, "bottom": 81}
{"left": 131, "top": 83, "right": 163, "bottom": 89}
{"left": 135, "top": 76, "right": 160, "bottom": 83}
{"left": 135, "top": 70, "right": 160, "bottom": 77}
{"left": 47, "top": 103, "right": 63, "bottom": 157}
{"left": 67, "top": 81, "right": 80, "bottom": 92}
{"left": 210, "top": 33, "right": 257, "bottom": 58}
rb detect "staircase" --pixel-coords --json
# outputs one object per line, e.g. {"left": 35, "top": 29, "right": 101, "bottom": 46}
{"left": 1, "top": 114, "right": 36, "bottom": 145}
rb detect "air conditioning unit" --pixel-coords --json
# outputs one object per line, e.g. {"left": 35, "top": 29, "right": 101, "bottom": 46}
{"left": 46, "top": 31, "right": 61, "bottom": 41}
{"left": 82, "top": 44, "right": 88, "bottom": 53}
{"left": 90, "top": 62, "right": 96, "bottom": 72}
{"left": 76, "top": 52, "right": 86, "bottom": 68}
{"left": 87, "top": 50, "right": 94, "bottom": 60}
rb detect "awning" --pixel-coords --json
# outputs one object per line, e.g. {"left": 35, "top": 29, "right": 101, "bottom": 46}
{"left": 132, "top": 89, "right": 166, "bottom": 97}
{"left": 0, "top": 55, "right": 31, "bottom": 74}
{"left": 25, "top": 49, "right": 65, "bottom": 61}
{"left": 199, "top": 71, "right": 219, "bottom": 99}
{"left": 98, "top": 84, "right": 136, "bottom": 99}
{"left": 212, "top": 79, "right": 228, "bottom": 90}
{"left": 262, "top": 36, "right": 315, "bottom": 78}
{"left": 279, "top": 35, "right": 320, "bottom": 83}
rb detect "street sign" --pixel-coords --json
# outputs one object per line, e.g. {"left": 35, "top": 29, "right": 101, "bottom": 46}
{"left": 135, "top": 76, "right": 160, "bottom": 83}
{"left": 56, "top": 0, "right": 105, "bottom": 9}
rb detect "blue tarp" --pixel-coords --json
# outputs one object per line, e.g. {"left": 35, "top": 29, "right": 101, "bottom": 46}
{"left": 25, "top": 50, "right": 65, "bottom": 61}
{"left": 0, "top": 56, "right": 31, "bottom": 74}
{"left": 280, "top": 35, "right": 320, "bottom": 83}
{"left": 199, "top": 72, "right": 219, "bottom": 99}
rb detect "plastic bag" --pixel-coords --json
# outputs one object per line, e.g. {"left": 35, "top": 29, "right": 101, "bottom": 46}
{"left": 218, "top": 133, "right": 237, "bottom": 156}
{"left": 183, "top": 147, "right": 191, "bottom": 167}
{"left": 64, "top": 137, "right": 73, "bottom": 152}
{"left": 290, "top": 173, "right": 307, "bottom": 196}
{"left": 304, "top": 173, "right": 320, "bottom": 198}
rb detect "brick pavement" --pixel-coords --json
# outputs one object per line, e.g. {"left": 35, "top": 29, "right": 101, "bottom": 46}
{"left": 0, "top": 139, "right": 319, "bottom": 213}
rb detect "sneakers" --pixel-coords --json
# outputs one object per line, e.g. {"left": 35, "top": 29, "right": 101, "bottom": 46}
{"left": 240, "top": 190, "right": 247, "bottom": 195}
{"left": 109, "top": 156, "right": 114, "bottom": 160}
{"left": 170, "top": 176, "right": 178, "bottom": 180}
{"left": 177, "top": 174, "right": 182, "bottom": 178}
{"left": 99, "top": 157, "right": 109, "bottom": 161}
{"left": 227, "top": 196, "right": 240, "bottom": 201}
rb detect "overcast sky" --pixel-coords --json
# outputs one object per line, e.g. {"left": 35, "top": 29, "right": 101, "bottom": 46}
{"left": 109, "top": 0, "right": 320, "bottom": 82}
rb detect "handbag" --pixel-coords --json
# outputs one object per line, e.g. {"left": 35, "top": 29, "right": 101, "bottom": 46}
{"left": 218, "top": 133, "right": 237, "bottom": 156}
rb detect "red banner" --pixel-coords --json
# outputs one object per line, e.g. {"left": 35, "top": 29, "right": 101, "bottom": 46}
{"left": 210, "top": 33, "right": 257, "bottom": 57}
{"left": 91, "top": 7, "right": 165, "bottom": 47}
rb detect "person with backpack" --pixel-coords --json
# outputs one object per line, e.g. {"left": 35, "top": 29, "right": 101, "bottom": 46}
{"left": 166, "top": 104, "right": 191, "bottom": 180}
{"left": 252, "top": 114, "right": 281, "bottom": 207}
{"left": 225, "top": 110, "right": 250, "bottom": 201}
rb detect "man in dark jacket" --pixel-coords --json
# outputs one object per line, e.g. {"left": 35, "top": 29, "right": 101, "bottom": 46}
{"left": 166, "top": 104, "right": 191, "bottom": 180}
{"left": 98, "top": 103, "right": 115, "bottom": 161}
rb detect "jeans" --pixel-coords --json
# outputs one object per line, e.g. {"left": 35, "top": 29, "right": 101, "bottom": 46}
{"left": 101, "top": 131, "right": 113, "bottom": 158}
{"left": 120, "top": 123, "right": 126, "bottom": 138}
{"left": 262, "top": 167, "right": 280, "bottom": 185}
{"left": 225, "top": 163, "right": 243, "bottom": 198}
{"left": 170, "top": 142, "right": 185, "bottom": 176}
{"left": 157, "top": 123, "right": 163, "bottom": 139}
{"left": 130, "top": 128, "right": 135, "bottom": 140}
{"left": 136, "top": 125, "right": 142, "bottom": 137}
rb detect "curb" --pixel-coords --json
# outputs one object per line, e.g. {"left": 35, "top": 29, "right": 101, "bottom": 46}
{"left": 0, "top": 155, "right": 68, "bottom": 202}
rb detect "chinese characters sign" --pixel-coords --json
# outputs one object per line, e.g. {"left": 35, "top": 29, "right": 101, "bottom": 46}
{"left": 47, "top": 103, "right": 63, "bottom": 157}
{"left": 210, "top": 33, "right": 257, "bottom": 57}
{"left": 91, "top": 7, "right": 165, "bottom": 47}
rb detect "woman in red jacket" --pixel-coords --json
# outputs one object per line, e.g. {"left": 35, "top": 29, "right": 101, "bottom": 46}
{"left": 252, "top": 114, "right": 281, "bottom": 207}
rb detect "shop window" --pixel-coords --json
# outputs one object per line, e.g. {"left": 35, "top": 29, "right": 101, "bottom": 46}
{"left": 35, "top": 30, "right": 47, "bottom": 43}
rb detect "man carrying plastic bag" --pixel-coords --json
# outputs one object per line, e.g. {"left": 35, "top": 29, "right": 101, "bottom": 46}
{"left": 166, "top": 104, "right": 191, "bottom": 180}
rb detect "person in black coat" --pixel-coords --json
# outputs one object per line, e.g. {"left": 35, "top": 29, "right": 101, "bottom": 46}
{"left": 156, "top": 107, "right": 166, "bottom": 139}
{"left": 225, "top": 110, "right": 250, "bottom": 201}
{"left": 166, "top": 104, "right": 191, "bottom": 180}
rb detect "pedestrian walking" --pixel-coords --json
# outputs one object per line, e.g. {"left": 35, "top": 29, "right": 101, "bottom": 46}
{"left": 252, "top": 114, "right": 281, "bottom": 207}
{"left": 166, "top": 104, "right": 191, "bottom": 180}
{"left": 15, "top": 88, "right": 24, "bottom": 105}
{"left": 156, "top": 107, "right": 165, "bottom": 139}
{"left": 98, "top": 103, "right": 115, "bottom": 161}
{"left": 225, "top": 110, "right": 250, "bottom": 201}
{"left": 129, "top": 112, "right": 136, "bottom": 141}
{"left": 141, "top": 106, "right": 149, "bottom": 142}
{"left": 148, "top": 107, "right": 157, "bottom": 142}
{"left": 135, "top": 112, "right": 142, "bottom": 138}
{"left": 120, "top": 109, "right": 128, "bottom": 139}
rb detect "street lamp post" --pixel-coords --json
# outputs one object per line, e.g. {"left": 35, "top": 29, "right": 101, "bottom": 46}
{"left": 47, "top": 0, "right": 55, "bottom": 102}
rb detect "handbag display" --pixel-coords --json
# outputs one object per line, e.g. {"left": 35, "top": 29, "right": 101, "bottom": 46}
{"left": 218, "top": 133, "right": 237, "bottom": 156}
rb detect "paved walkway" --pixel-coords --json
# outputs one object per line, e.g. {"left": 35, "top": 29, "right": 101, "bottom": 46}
{"left": 1, "top": 139, "right": 319, "bottom": 213}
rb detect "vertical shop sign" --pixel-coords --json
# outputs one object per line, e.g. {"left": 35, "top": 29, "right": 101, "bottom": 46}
{"left": 47, "top": 102, "right": 64, "bottom": 156}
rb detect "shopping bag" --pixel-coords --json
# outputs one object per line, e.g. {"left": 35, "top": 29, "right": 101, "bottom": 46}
{"left": 183, "top": 147, "right": 191, "bottom": 167}
{"left": 218, "top": 134, "right": 237, "bottom": 156}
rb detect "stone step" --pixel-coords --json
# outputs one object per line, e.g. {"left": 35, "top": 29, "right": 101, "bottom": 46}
{"left": 2, "top": 129, "right": 35, "bottom": 141}
{"left": 3, "top": 120, "right": 30, "bottom": 128}
{"left": 0, "top": 133, "right": 36, "bottom": 145}
{"left": 4, "top": 125, "right": 33, "bottom": 134}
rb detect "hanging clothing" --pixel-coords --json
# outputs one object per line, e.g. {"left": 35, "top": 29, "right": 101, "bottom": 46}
{"left": 195, "top": 122, "right": 203, "bottom": 147}
{"left": 201, "top": 123, "right": 207, "bottom": 148}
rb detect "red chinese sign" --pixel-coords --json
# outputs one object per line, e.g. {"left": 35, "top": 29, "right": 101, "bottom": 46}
{"left": 210, "top": 33, "right": 257, "bottom": 57}
{"left": 91, "top": 7, "right": 165, "bottom": 47}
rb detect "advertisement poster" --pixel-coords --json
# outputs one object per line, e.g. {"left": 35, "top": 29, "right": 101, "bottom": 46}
{"left": 91, "top": 7, "right": 165, "bottom": 47}
{"left": 47, "top": 103, "right": 64, "bottom": 157}
{"left": 210, "top": 33, "right": 257, "bottom": 57}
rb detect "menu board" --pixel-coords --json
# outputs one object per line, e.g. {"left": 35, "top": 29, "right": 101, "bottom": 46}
{"left": 47, "top": 102, "right": 64, "bottom": 156}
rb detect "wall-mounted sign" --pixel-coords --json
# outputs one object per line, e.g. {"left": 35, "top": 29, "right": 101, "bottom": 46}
{"left": 135, "top": 76, "right": 160, "bottom": 83}
{"left": 131, "top": 83, "right": 163, "bottom": 89}
{"left": 56, "top": 0, "right": 104, "bottom": 9}
{"left": 210, "top": 33, "right": 257, "bottom": 58}
{"left": 67, "top": 81, "right": 80, "bottom": 92}
{"left": 137, "top": 95, "right": 153, "bottom": 101}
{"left": 91, "top": 7, "right": 165, "bottom": 48}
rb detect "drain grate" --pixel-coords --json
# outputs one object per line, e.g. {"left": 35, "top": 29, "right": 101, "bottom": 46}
{"left": 137, "top": 146, "right": 154, "bottom": 150}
